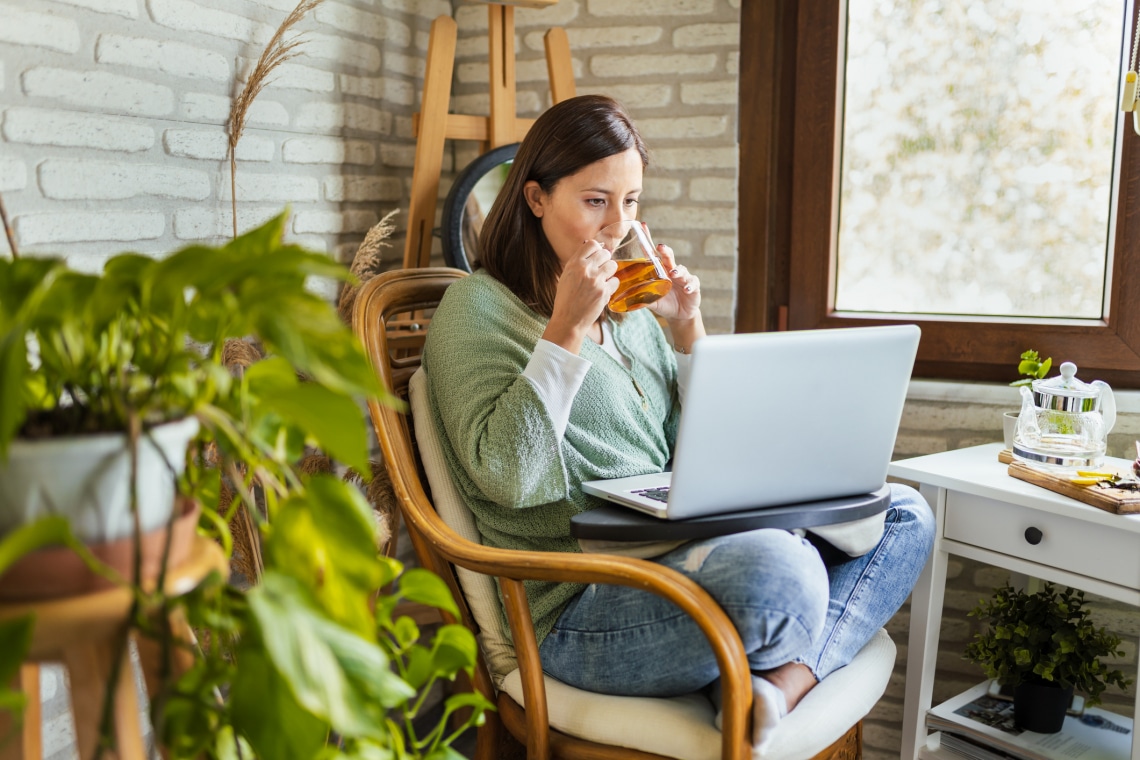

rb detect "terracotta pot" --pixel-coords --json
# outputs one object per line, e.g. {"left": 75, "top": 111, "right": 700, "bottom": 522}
{"left": 1013, "top": 680, "right": 1073, "bottom": 734}
{"left": 0, "top": 416, "right": 199, "bottom": 543}
{"left": 0, "top": 498, "right": 201, "bottom": 601}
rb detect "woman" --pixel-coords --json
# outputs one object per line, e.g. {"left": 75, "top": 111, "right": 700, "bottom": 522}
{"left": 422, "top": 95, "right": 934, "bottom": 749}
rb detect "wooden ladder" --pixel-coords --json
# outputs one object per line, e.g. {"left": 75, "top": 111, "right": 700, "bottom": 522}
{"left": 402, "top": 1, "right": 577, "bottom": 269}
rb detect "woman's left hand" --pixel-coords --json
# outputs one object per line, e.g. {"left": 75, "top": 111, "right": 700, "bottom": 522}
{"left": 649, "top": 243, "right": 701, "bottom": 322}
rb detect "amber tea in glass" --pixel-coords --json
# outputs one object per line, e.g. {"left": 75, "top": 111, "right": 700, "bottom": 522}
{"left": 597, "top": 221, "right": 672, "bottom": 312}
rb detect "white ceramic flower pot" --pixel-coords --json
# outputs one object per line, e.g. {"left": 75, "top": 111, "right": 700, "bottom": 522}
{"left": 0, "top": 416, "right": 200, "bottom": 543}
{"left": 1002, "top": 410, "right": 1019, "bottom": 449}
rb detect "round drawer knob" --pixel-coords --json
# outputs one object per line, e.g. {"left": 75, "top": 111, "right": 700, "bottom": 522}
{"left": 1024, "top": 527, "right": 1043, "bottom": 545}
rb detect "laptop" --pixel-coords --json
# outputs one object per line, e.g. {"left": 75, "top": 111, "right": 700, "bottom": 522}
{"left": 581, "top": 324, "right": 920, "bottom": 520}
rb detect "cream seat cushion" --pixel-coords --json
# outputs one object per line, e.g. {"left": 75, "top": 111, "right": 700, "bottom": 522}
{"left": 499, "top": 629, "right": 894, "bottom": 760}
{"left": 408, "top": 368, "right": 896, "bottom": 759}
{"left": 409, "top": 367, "right": 518, "bottom": 681}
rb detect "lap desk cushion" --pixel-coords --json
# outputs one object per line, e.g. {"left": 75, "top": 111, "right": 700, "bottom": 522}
{"left": 408, "top": 369, "right": 896, "bottom": 759}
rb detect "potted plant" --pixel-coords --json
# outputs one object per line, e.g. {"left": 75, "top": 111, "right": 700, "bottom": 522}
{"left": 0, "top": 211, "right": 492, "bottom": 758}
{"left": 1010, "top": 350, "right": 1052, "bottom": 388}
{"left": 965, "top": 582, "right": 1131, "bottom": 733}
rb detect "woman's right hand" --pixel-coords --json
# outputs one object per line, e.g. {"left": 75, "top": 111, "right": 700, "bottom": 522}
{"left": 542, "top": 239, "right": 618, "bottom": 354}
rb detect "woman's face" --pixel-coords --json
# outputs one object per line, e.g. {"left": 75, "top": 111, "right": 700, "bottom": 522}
{"left": 523, "top": 147, "right": 644, "bottom": 269}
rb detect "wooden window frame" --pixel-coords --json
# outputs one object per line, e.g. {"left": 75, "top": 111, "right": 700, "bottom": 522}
{"left": 738, "top": 0, "right": 1140, "bottom": 388}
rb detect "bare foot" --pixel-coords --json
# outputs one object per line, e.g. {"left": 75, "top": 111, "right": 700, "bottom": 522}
{"left": 755, "top": 662, "right": 818, "bottom": 713}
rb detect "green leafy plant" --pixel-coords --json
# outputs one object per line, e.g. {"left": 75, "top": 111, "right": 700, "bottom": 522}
{"left": 1011, "top": 349, "right": 1052, "bottom": 387}
{"left": 965, "top": 582, "right": 1131, "bottom": 705}
{"left": 0, "top": 212, "right": 492, "bottom": 758}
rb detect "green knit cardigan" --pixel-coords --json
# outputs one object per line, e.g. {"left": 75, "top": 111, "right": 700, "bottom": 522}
{"left": 422, "top": 270, "right": 681, "bottom": 646}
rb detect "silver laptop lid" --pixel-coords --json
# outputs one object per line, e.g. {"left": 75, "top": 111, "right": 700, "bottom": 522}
{"left": 664, "top": 324, "right": 920, "bottom": 520}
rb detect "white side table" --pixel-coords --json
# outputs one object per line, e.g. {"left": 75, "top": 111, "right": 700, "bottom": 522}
{"left": 889, "top": 443, "right": 1140, "bottom": 760}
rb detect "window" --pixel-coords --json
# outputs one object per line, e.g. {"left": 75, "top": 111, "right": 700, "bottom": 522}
{"left": 738, "top": 0, "right": 1140, "bottom": 387}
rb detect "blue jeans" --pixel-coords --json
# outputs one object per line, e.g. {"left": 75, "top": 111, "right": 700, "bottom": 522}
{"left": 538, "top": 484, "right": 934, "bottom": 697}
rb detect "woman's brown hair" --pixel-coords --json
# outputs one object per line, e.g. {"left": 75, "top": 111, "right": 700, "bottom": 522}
{"left": 477, "top": 95, "right": 648, "bottom": 317}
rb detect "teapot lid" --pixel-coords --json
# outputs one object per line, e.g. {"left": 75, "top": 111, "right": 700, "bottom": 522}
{"left": 1031, "top": 361, "right": 1102, "bottom": 412}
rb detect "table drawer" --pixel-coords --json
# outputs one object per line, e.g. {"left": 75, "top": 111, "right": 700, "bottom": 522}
{"left": 943, "top": 492, "right": 1140, "bottom": 592}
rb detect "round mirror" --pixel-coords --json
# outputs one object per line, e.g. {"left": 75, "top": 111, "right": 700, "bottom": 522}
{"left": 441, "top": 142, "right": 519, "bottom": 272}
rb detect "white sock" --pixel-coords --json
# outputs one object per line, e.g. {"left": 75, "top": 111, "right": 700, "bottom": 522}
{"left": 749, "top": 675, "right": 788, "bottom": 752}
{"left": 712, "top": 675, "right": 788, "bottom": 752}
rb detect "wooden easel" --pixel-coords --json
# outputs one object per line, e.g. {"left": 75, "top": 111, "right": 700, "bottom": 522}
{"left": 403, "top": 1, "right": 576, "bottom": 269}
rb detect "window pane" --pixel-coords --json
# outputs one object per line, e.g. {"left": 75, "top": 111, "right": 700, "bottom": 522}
{"left": 835, "top": 0, "right": 1125, "bottom": 318}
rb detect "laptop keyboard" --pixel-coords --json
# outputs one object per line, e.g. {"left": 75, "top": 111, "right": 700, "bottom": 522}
{"left": 632, "top": 486, "right": 670, "bottom": 503}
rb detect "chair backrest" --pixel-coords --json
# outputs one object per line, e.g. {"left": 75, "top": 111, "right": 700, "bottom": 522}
{"left": 407, "top": 367, "right": 518, "bottom": 679}
{"left": 350, "top": 267, "right": 512, "bottom": 694}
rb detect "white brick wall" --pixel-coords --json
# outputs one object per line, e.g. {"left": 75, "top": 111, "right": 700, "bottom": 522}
{"left": 39, "top": 160, "right": 211, "bottom": 200}
{"left": 324, "top": 176, "right": 403, "bottom": 202}
{"left": 147, "top": 0, "right": 274, "bottom": 45}
{"left": 315, "top": 3, "right": 410, "bottom": 45}
{"left": 282, "top": 137, "right": 376, "bottom": 165}
{"left": 53, "top": 0, "right": 139, "bottom": 18}
{"left": 238, "top": 59, "right": 336, "bottom": 92}
{"left": 292, "top": 209, "right": 378, "bottom": 234}
{"left": 23, "top": 68, "right": 175, "bottom": 116}
{"left": 3, "top": 108, "right": 155, "bottom": 152}
{"left": 163, "top": 130, "right": 274, "bottom": 162}
{"left": 0, "top": 158, "right": 27, "bottom": 192}
{"left": 586, "top": 0, "right": 716, "bottom": 16}
{"left": 219, "top": 173, "right": 321, "bottom": 203}
{"left": 16, "top": 211, "right": 164, "bottom": 244}
{"left": 173, "top": 206, "right": 284, "bottom": 240}
{"left": 0, "top": 6, "right": 81, "bottom": 54}
{"left": 97, "top": 35, "right": 231, "bottom": 82}
{"left": 2, "top": 0, "right": 434, "bottom": 262}
{"left": 306, "top": 33, "right": 383, "bottom": 72}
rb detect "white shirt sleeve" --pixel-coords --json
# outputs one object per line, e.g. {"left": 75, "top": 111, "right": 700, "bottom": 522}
{"left": 522, "top": 339, "right": 592, "bottom": 439}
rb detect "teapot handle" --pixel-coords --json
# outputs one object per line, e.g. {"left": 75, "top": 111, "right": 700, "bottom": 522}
{"left": 1093, "top": 380, "right": 1116, "bottom": 435}
{"left": 1017, "top": 386, "right": 1040, "bottom": 441}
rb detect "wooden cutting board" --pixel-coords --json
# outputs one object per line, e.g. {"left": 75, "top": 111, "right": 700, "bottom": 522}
{"left": 1005, "top": 459, "right": 1140, "bottom": 515}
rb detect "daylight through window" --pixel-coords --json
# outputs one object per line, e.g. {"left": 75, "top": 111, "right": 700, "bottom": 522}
{"left": 835, "top": 0, "right": 1126, "bottom": 319}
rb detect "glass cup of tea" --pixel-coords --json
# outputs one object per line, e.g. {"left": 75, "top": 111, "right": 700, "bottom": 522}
{"left": 596, "top": 220, "right": 672, "bottom": 313}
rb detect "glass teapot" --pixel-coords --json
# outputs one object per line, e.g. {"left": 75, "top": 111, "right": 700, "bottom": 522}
{"left": 1012, "top": 361, "right": 1116, "bottom": 470}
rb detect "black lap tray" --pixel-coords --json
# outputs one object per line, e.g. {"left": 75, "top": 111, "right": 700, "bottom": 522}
{"left": 570, "top": 485, "right": 891, "bottom": 542}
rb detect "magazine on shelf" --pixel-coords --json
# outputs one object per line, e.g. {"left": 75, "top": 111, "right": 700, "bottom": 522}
{"left": 919, "top": 732, "right": 1019, "bottom": 760}
{"left": 926, "top": 681, "right": 1133, "bottom": 760}
{"left": 938, "top": 732, "right": 1020, "bottom": 760}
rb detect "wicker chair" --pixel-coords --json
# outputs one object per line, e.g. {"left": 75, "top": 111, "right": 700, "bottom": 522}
{"left": 353, "top": 267, "right": 896, "bottom": 760}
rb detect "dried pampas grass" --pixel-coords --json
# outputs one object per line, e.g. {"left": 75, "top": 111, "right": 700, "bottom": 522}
{"left": 337, "top": 210, "right": 398, "bottom": 324}
{"left": 228, "top": 0, "right": 325, "bottom": 238}
{"left": 221, "top": 338, "right": 264, "bottom": 375}
{"left": 297, "top": 452, "right": 334, "bottom": 476}
{"left": 343, "top": 461, "right": 397, "bottom": 554}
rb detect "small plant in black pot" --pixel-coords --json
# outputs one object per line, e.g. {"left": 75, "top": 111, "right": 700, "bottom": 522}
{"left": 965, "top": 582, "right": 1131, "bottom": 733}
